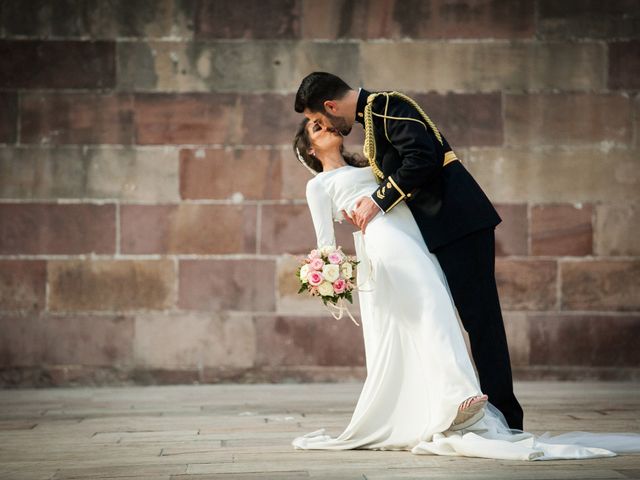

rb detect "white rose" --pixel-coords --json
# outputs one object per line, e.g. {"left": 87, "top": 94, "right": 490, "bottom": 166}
{"left": 318, "top": 281, "right": 334, "bottom": 297}
{"left": 320, "top": 245, "right": 335, "bottom": 256}
{"left": 299, "top": 264, "right": 310, "bottom": 283}
{"left": 322, "top": 264, "right": 340, "bottom": 283}
{"left": 340, "top": 262, "right": 353, "bottom": 279}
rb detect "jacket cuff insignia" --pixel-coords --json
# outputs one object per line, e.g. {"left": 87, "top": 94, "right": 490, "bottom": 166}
{"left": 372, "top": 176, "right": 407, "bottom": 213}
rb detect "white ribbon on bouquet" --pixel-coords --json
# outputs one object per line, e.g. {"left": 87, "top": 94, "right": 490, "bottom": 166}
{"left": 322, "top": 231, "right": 375, "bottom": 327}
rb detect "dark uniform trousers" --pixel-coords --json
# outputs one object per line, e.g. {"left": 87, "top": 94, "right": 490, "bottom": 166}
{"left": 355, "top": 87, "right": 524, "bottom": 431}
{"left": 432, "top": 227, "right": 524, "bottom": 431}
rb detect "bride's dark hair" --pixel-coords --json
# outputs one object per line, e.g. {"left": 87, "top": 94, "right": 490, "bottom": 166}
{"left": 292, "top": 117, "right": 369, "bottom": 175}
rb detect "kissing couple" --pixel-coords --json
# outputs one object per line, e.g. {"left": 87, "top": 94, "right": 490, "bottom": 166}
{"left": 289, "top": 72, "right": 640, "bottom": 460}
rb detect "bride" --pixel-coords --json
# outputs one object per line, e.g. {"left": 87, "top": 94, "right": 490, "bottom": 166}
{"left": 289, "top": 116, "right": 640, "bottom": 460}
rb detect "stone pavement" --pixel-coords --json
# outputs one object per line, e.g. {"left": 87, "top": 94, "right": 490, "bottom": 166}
{"left": 0, "top": 381, "right": 639, "bottom": 479}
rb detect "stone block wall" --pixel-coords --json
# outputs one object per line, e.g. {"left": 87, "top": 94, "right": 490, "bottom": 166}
{"left": 0, "top": 0, "right": 638, "bottom": 386}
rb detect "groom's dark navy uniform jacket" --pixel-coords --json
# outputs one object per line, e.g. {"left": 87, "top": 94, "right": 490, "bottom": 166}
{"left": 354, "top": 87, "right": 524, "bottom": 431}
{"left": 355, "top": 87, "right": 501, "bottom": 252}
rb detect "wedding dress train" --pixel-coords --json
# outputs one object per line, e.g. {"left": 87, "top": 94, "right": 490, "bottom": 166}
{"left": 292, "top": 164, "right": 640, "bottom": 460}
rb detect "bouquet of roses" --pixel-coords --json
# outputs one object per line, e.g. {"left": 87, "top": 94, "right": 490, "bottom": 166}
{"left": 296, "top": 245, "right": 361, "bottom": 326}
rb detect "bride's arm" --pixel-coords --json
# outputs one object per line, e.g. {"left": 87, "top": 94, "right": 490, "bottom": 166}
{"left": 305, "top": 179, "right": 336, "bottom": 249}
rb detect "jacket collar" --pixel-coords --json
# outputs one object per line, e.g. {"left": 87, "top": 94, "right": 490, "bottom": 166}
{"left": 355, "top": 87, "right": 372, "bottom": 127}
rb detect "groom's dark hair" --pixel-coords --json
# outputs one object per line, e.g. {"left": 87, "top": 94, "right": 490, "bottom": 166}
{"left": 294, "top": 72, "right": 352, "bottom": 113}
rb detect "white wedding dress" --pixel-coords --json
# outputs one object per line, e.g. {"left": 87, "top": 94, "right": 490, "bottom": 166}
{"left": 291, "top": 164, "right": 640, "bottom": 460}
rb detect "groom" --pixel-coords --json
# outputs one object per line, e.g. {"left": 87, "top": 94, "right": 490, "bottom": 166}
{"left": 294, "top": 72, "right": 524, "bottom": 431}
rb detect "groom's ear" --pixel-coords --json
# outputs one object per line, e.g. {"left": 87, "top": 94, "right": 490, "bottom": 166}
{"left": 323, "top": 100, "right": 339, "bottom": 114}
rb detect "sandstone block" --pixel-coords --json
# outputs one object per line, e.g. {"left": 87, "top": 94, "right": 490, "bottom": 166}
{"left": 0, "top": 203, "right": 115, "bottom": 255}
{"left": 595, "top": 204, "right": 640, "bottom": 256}
{"left": 609, "top": 40, "right": 640, "bottom": 90}
{"left": 561, "top": 260, "right": 640, "bottom": 311}
{"left": 0, "top": 313, "right": 135, "bottom": 367}
{"left": 302, "top": 0, "right": 535, "bottom": 39}
{"left": 195, "top": 0, "right": 300, "bottom": 39}
{"left": 464, "top": 148, "right": 639, "bottom": 204}
{"left": 502, "top": 312, "right": 530, "bottom": 367}
{"left": 361, "top": 42, "right": 605, "bottom": 92}
{"left": 134, "top": 311, "right": 255, "bottom": 368}
{"left": 254, "top": 314, "right": 365, "bottom": 367}
{"left": 0, "top": 93, "right": 17, "bottom": 143}
{"left": 282, "top": 152, "right": 317, "bottom": 200}
{"left": 179, "top": 146, "right": 342, "bottom": 201}
{"left": 120, "top": 204, "right": 257, "bottom": 254}
{"left": 494, "top": 204, "right": 528, "bottom": 256}
{"left": 0, "top": 40, "right": 115, "bottom": 89}
{"left": 538, "top": 0, "right": 640, "bottom": 39}
{"left": 21, "top": 93, "right": 134, "bottom": 145}
{"left": 48, "top": 259, "right": 175, "bottom": 311}
{"left": 133, "top": 93, "right": 300, "bottom": 145}
{"left": 528, "top": 313, "right": 640, "bottom": 367}
{"left": 117, "top": 40, "right": 359, "bottom": 93}
{"left": 178, "top": 259, "right": 276, "bottom": 312}
{"left": 495, "top": 259, "right": 557, "bottom": 310}
{"left": 1, "top": 0, "right": 196, "bottom": 39}
{"left": 531, "top": 204, "right": 593, "bottom": 256}
{"left": 0, "top": 146, "right": 179, "bottom": 202}
{"left": 180, "top": 148, "right": 283, "bottom": 200}
{"left": 505, "top": 93, "right": 632, "bottom": 147}
{"left": 0, "top": 260, "right": 46, "bottom": 311}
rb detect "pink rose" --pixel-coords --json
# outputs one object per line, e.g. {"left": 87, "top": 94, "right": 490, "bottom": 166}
{"left": 333, "top": 278, "right": 347, "bottom": 294}
{"left": 328, "top": 251, "right": 344, "bottom": 264}
{"left": 309, "top": 257, "right": 324, "bottom": 271}
{"left": 308, "top": 271, "right": 323, "bottom": 286}
{"left": 308, "top": 249, "right": 321, "bottom": 260}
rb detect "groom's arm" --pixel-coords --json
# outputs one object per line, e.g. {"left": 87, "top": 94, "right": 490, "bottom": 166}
{"left": 370, "top": 96, "right": 441, "bottom": 214}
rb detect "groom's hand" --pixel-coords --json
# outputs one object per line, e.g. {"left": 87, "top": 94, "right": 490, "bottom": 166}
{"left": 341, "top": 209, "right": 358, "bottom": 228}
{"left": 352, "top": 196, "right": 380, "bottom": 234}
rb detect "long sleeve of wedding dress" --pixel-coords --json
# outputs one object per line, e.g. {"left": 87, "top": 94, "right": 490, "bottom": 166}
{"left": 305, "top": 178, "right": 336, "bottom": 249}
